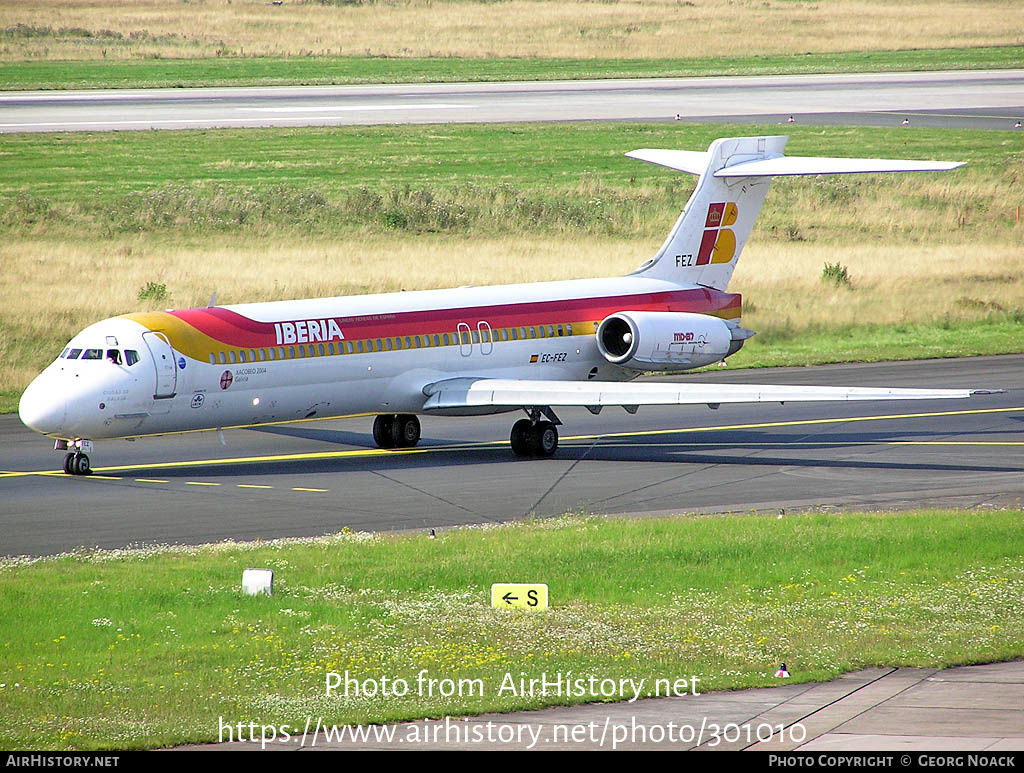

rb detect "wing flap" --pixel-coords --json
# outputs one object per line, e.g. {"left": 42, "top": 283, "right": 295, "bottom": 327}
{"left": 422, "top": 378, "right": 974, "bottom": 411}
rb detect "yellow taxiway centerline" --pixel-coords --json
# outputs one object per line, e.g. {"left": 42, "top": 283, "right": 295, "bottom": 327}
{"left": 593, "top": 440, "right": 1024, "bottom": 448}
{"left": 559, "top": 405, "right": 1024, "bottom": 443}
{"left": 2, "top": 405, "right": 1021, "bottom": 478}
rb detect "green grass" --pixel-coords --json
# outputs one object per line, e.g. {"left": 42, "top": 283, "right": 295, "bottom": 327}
{"left": 725, "top": 318, "right": 1024, "bottom": 370}
{"left": 0, "top": 509, "right": 1021, "bottom": 750}
{"left": 2, "top": 45, "right": 1023, "bottom": 91}
{"left": 1, "top": 391, "right": 19, "bottom": 415}
{"left": 1, "top": 121, "right": 1019, "bottom": 234}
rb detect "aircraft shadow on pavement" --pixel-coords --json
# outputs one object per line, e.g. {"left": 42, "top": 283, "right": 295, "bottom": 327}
{"left": 140, "top": 425, "right": 1024, "bottom": 478}
{"left": 247, "top": 424, "right": 459, "bottom": 447}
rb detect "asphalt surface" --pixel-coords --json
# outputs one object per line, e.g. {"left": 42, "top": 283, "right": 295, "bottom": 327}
{"left": 2, "top": 355, "right": 1022, "bottom": 558}
{"left": 187, "top": 661, "right": 1024, "bottom": 750}
{"left": 1, "top": 70, "right": 1023, "bottom": 132}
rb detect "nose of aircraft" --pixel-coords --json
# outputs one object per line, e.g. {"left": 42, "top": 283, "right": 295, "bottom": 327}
{"left": 19, "top": 374, "right": 67, "bottom": 435}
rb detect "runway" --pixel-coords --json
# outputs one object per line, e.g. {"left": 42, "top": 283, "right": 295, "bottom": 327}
{"left": 1, "top": 70, "right": 1023, "bottom": 132}
{"left": 2, "top": 355, "right": 1022, "bottom": 558}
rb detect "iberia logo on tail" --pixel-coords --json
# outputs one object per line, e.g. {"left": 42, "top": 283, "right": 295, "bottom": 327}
{"left": 697, "top": 202, "right": 738, "bottom": 265}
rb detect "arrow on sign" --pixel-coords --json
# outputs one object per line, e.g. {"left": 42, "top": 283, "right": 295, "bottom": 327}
{"left": 491, "top": 583, "right": 548, "bottom": 611}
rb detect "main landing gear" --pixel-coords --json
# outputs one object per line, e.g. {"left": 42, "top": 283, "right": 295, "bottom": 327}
{"left": 371, "top": 411, "right": 561, "bottom": 457}
{"left": 372, "top": 414, "right": 421, "bottom": 449}
{"left": 63, "top": 452, "right": 91, "bottom": 476}
{"left": 509, "top": 409, "right": 560, "bottom": 458}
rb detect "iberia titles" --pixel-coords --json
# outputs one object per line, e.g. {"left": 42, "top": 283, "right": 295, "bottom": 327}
{"left": 274, "top": 319, "right": 345, "bottom": 345}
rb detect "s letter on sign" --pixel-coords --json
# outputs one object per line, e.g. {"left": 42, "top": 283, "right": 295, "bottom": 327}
{"left": 490, "top": 583, "right": 549, "bottom": 611}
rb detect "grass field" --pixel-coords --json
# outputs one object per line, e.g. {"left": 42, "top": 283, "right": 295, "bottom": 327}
{"left": 4, "top": 0, "right": 1022, "bottom": 63}
{"left": 3, "top": 46, "right": 1024, "bottom": 91}
{"left": 0, "top": 509, "right": 1021, "bottom": 750}
{"left": 2, "top": 122, "right": 1021, "bottom": 413}
{"left": 1, "top": 1, "right": 1022, "bottom": 90}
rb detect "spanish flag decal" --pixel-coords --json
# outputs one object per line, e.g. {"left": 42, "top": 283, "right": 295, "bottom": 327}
{"left": 697, "top": 202, "right": 738, "bottom": 266}
{"left": 530, "top": 354, "right": 539, "bottom": 363}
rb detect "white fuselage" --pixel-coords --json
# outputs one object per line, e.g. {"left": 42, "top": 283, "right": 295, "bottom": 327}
{"left": 18, "top": 274, "right": 742, "bottom": 441}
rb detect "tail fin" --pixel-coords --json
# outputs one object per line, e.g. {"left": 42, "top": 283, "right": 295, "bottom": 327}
{"left": 628, "top": 135, "right": 964, "bottom": 291}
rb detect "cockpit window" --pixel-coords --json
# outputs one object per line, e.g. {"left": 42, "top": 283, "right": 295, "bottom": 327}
{"left": 125, "top": 350, "right": 139, "bottom": 366}
{"left": 106, "top": 349, "right": 122, "bottom": 365}
{"left": 66, "top": 348, "right": 83, "bottom": 360}
{"left": 81, "top": 349, "right": 103, "bottom": 360}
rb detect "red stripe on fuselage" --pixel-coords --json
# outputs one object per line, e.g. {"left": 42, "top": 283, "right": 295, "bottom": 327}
{"left": 167, "top": 289, "right": 741, "bottom": 348}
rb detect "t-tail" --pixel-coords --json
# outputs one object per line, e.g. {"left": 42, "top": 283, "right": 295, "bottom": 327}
{"left": 627, "top": 135, "right": 964, "bottom": 291}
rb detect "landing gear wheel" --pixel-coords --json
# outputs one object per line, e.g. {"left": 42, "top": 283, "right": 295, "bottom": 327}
{"left": 510, "top": 419, "right": 538, "bottom": 457}
{"left": 63, "top": 453, "right": 75, "bottom": 475}
{"left": 373, "top": 414, "right": 421, "bottom": 449}
{"left": 72, "top": 453, "right": 91, "bottom": 476}
{"left": 373, "top": 415, "right": 396, "bottom": 449}
{"left": 532, "top": 421, "right": 558, "bottom": 457}
{"left": 397, "top": 415, "right": 420, "bottom": 448}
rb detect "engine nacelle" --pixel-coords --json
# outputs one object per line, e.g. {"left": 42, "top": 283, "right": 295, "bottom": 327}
{"left": 596, "top": 311, "right": 749, "bottom": 371}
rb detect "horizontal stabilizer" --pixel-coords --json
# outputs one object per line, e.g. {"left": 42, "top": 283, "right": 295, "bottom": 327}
{"left": 714, "top": 156, "right": 965, "bottom": 178}
{"left": 624, "top": 149, "right": 710, "bottom": 175}
{"left": 422, "top": 378, "right": 975, "bottom": 412}
{"left": 626, "top": 147, "right": 965, "bottom": 179}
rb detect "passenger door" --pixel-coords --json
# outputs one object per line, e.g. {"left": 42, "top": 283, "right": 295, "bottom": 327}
{"left": 142, "top": 331, "right": 177, "bottom": 399}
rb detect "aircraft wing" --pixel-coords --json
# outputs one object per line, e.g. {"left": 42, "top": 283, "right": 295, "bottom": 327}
{"left": 421, "top": 378, "right": 980, "bottom": 412}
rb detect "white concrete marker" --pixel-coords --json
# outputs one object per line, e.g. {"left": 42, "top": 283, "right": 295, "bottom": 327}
{"left": 243, "top": 568, "right": 274, "bottom": 596}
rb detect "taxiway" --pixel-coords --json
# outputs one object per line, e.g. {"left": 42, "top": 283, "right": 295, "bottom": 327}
{"left": 1, "top": 70, "right": 1022, "bottom": 132}
{"left": 2, "top": 355, "right": 1021, "bottom": 558}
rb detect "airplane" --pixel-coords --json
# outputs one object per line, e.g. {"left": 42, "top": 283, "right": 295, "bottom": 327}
{"left": 18, "top": 135, "right": 988, "bottom": 476}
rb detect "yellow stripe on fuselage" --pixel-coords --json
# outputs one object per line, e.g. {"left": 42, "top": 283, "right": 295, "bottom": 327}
{"left": 122, "top": 311, "right": 226, "bottom": 363}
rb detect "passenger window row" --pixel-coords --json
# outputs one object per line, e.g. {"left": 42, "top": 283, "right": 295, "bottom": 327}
{"left": 206, "top": 322, "right": 584, "bottom": 366}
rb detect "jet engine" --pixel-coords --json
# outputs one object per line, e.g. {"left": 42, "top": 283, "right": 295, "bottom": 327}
{"left": 596, "top": 311, "right": 752, "bottom": 371}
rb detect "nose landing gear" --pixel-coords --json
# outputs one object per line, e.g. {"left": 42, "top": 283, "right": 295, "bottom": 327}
{"left": 56, "top": 439, "right": 93, "bottom": 475}
{"left": 62, "top": 452, "right": 91, "bottom": 476}
{"left": 372, "top": 414, "right": 421, "bottom": 449}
